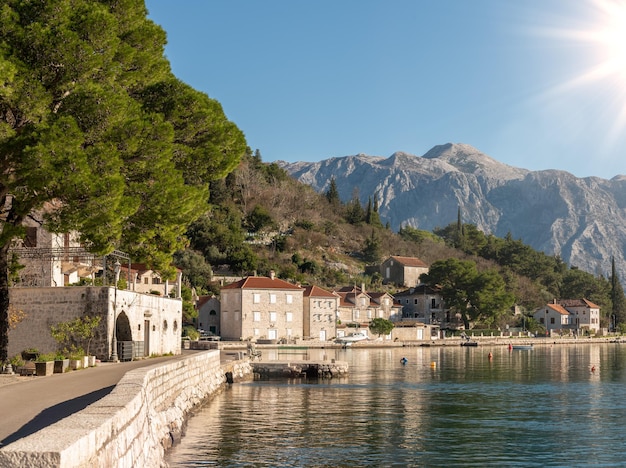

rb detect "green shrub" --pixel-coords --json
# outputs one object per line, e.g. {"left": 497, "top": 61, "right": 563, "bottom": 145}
{"left": 183, "top": 325, "right": 200, "bottom": 340}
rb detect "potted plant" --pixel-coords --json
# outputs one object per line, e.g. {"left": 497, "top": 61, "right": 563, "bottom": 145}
{"left": 21, "top": 348, "right": 39, "bottom": 361}
{"left": 51, "top": 315, "right": 101, "bottom": 368}
{"left": 9, "top": 354, "right": 24, "bottom": 374}
{"left": 69, "top": 348, "right": 85, "bottom": 370}
{"left": 35, "top": 353, "right": 55, "bottom": 376}
{"left": 53, "top": 352, "right": 70, "bottom": 374}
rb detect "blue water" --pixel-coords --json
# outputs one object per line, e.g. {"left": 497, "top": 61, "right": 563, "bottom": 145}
{"left": 166, "top": 344, "right": 626, "bottom": 467}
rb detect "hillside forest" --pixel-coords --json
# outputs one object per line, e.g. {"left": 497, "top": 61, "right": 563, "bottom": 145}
{"left": 177, "top": 149, "right": 626, "bottom": 332}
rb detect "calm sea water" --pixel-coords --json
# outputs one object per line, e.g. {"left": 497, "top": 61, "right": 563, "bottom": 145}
{"left": 166, "top": 344, "right": 626, "bottom": 467}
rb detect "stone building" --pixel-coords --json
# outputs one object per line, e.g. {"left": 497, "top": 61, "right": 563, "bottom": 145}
{"left": 333, "top": 285, "right": 399, "bottom": 339}
{"left": 197, "top": 295, "right": 221, "bottom": 336}
{"left": 220, "top": 272, "right": 304, "bottom": 342}
{"left": 302, "top": 285, "right": 340, "bottom": 341}
{"left": 394, "top": 284, "right": 446, "bottom": 323}
{"left": 534, "top": 298, "right": 601, "bottom": 334}
{"left": 121, "top": 263, "right": 183, "bottom": 298}
{"left": 380, "top": 256, "right": 429, "bottom": 287}
{"left": 8, "top": 286, "right": 182, "bottom": 361}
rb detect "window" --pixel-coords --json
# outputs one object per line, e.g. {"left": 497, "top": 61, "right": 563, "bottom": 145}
{"left": 367, "top": 310, "right": 373, "bottom": 319}
{"left": 235, "top": 312, "right": 241, "bottom": 321}
{"left": 270, "top": 294, "right": 277, "bottom": 304}
{"left": 414, "top": 299, "right": 418, "bottom": 305}
{"left": 286, "top": 294, "right": 293, "bottom": 304}
{"left": 254, "top": 328, "right": 260, "bottom": 336}
{"left": 269, "top": 312, "right": 277, "bottom": 322}
{"left": 550, "top": 317, "right": 555, "bottom": 324}
{"left": 253, "top": 293, "right": 261, "bottom": 304}
{"left": 286, "top": 328, "right": 292, "bottom": 337}
{"left": 431, "top": 298, "right": 436, "bottom": 308}
{"left": 152, "top": 277, "right": 161, "bottom": 284}
{"left": 144, "top": 277, "right": 149, "bottom": 284}
{"left": 286, "top": 312, "right": 293, "bottom": 322}
{"left": 209, "top": 310, "right": 217, "bottom": 316}
{"left": 253, "top": 312, "right": 261, "bottom": 322}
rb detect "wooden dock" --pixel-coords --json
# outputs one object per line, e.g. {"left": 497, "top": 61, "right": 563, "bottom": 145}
{"left": 251, "top": 360, "right": 348, "bottom": 379}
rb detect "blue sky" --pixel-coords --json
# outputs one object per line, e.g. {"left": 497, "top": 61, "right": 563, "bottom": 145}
{"left": 146, "top": 0, "right": 626, "bottom": 179}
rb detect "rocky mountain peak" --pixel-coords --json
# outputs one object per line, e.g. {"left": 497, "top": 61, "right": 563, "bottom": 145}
{"left": 279, "top": 144, "right": 626, "bottom": 280}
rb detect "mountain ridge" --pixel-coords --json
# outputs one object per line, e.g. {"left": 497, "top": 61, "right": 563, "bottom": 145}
{"left": 278, "top": 143, "right": 626, "bottom": 280}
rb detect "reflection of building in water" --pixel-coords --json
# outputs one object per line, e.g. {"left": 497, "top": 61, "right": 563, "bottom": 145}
{"left": 534, "top": 299, "right": 601, "bottom": 334}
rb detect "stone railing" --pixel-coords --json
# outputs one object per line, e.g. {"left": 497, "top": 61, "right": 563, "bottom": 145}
{"left": 0, "top": 351, "right": 252, "bottom": 467}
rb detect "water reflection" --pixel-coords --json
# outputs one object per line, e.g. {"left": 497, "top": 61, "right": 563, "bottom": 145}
{"left": 167, "top": 344, "right": 626, "bottom": 467}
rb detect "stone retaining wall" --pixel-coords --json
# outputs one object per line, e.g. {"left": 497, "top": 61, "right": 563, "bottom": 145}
{"left": 0, "top": 351, "right": 252, "bottom": 468}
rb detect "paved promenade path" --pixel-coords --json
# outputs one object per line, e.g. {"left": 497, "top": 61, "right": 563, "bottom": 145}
{"left": 0, "top": 355, "right": 184, "bottom": 448}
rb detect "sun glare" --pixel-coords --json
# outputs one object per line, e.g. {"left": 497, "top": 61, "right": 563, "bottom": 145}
{"left": 532, "top": 0, "right": 626, "bottom": 143}
{"left": 592, "top": 0, "right": 626, "bottom": 82}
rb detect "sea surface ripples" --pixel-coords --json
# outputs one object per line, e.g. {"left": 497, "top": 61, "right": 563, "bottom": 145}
{"left": 166, "top": 344, "right": 626, "bottom": 467}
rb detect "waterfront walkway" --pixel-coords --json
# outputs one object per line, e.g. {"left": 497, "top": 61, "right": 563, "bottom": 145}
{"left": 0, "top": 355, "right": 183, "bottom": 448}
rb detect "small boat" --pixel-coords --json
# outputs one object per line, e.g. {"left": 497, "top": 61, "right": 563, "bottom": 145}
{"left": 460, "top": 341, "right": 478, "bottom": 347}
{"left": 335, "top": 332, "right": 369, "bottom": 345}
{"left": 512, "top": 344, "right": 533, "bottom": 350}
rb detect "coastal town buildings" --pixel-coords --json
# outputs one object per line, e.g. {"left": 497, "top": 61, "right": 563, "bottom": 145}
{"left": 533, "top": 299, "right": 601, "bottom": 334}
{"left": 121, "top": 263, "right": 183, "bottom": 298}
{"left": 394, "top": 284, "right": 446, "bottom": 323}
{"left": 197, "top": 295, "right": 221, "bottom": 336}
{"left": 302, "top": 285, "right": 340, "bottom": 341}
{"left": 219, "top": 271, "right": 304, "bottom": 342}
{"left": 7, "top": 225, "right": 183, "bottom": 361}
{"left": 380, "top": 255, "right": 429, "bottom": 287}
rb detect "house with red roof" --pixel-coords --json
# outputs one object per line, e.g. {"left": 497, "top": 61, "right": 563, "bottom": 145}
{"left": 380, "top": 256, "right": 429, "bottom": 287}
{"left": 533, "top": 299, "right": 601, "bottom": 334}
{"left": 333, "top": 284, "right": 399, "bottom": 339}
{"left": 220, "top": 271, "right": 304, "bottom": 342}
{"left": 302, "top": 285, "right": 340, "bottom": 341}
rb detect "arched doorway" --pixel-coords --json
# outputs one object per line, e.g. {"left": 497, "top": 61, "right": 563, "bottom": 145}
{"left": 115, "top": 311, "right": 133, "bottom": 361}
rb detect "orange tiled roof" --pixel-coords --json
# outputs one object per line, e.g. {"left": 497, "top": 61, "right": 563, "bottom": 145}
{"left": 546, "top": 303, "right": 571, "bottom": 315}
{"left": 222, "top": 276, "right": 302, "bottom": 290}
{"left": 303, "top": 285, "right": 338, "bottom": 298}
{"left": 388, "top": 256, "right": 428, "bottom": 268}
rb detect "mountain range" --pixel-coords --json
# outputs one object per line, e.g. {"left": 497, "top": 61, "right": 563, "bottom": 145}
{"left": 278, "top": 143, "right": 626, "bottom": 281}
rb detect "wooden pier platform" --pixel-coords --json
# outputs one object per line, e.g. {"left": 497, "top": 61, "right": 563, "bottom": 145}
{"left": 251, "top": 360, "right": 348, "bottom": 378}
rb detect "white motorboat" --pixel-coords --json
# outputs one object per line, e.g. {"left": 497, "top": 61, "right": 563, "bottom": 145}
{"left": 335, "top": 332, "right": 369, "bottom": 344}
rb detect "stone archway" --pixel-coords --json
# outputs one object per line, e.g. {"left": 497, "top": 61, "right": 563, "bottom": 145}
{"left": 116, "top": 311, "right": 132, "bottom": 341}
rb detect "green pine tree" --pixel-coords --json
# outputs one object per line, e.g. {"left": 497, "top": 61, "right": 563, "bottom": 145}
{"left": 0, "top": 0, "right": 246, "bottom": 362}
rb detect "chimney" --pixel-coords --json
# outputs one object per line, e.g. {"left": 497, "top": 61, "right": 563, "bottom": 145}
{"left": 361, "top": 282, "right": 365, "bottom": 293}
{"left": 270, "top": 270, "right": 276, "bottom": 280}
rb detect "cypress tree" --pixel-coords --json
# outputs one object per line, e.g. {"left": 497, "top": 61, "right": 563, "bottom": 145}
{"left": 610, "top": 256, "right": 626, "bottom": 330}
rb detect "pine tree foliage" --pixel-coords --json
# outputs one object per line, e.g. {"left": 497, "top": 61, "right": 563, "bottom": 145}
{"left": 0, "top": 0, "right": 246, "bottom": 361}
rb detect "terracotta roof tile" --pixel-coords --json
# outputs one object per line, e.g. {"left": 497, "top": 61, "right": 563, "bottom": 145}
{"left": 222, "top": 276, "right": 303, "bottom": 290}
{"left": 388, "top": 256, "right": 428, "bottom": 267}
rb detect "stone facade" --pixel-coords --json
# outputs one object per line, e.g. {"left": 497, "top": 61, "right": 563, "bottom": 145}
{"left": 220, "top": 273, "right": 304, "bottom": 342}
{"left": 334, "top": 285, "right": 400, "bottom": 338}
{"left": 380, "top": 256, "right": 429, "bottom": 288}
{"left": 302, "top": 285, "right": 339, "bottom": 341}
{"left": 394, "top": 284, "right": 446, "bottom": 324}
{"left": 8, "top": 286, "right": 182, "bottom": 361}
{"left": 0, "top": 351, "right": 253, "bottom": 467}
{"left": 122, "top": 263, "right": 183, "bottom": 298}
{"left": 197, "top": 295, "right": 221, "bottom": 336}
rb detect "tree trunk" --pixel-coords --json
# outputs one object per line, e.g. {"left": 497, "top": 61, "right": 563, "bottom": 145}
{"left": 0, "top": 244, "right": 10, "bottom": 363}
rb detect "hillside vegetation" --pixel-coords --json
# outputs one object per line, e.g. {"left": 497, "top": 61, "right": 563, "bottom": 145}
{"left": 179, "top": 150, "right": 626, "bottom": 330}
